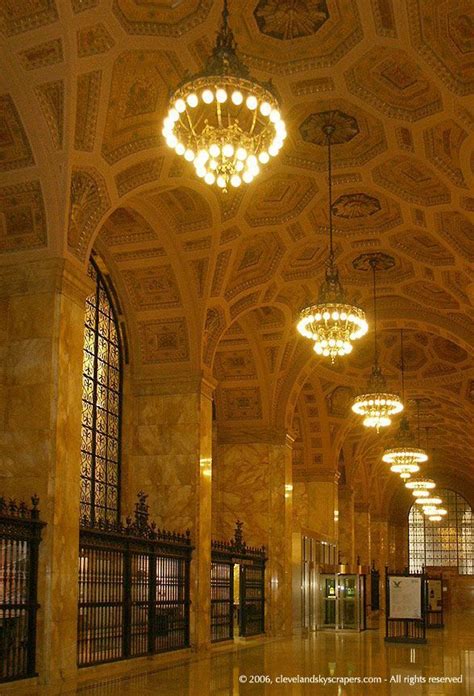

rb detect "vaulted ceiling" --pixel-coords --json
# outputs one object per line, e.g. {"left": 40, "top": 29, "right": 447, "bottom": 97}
{"left": 1, "top": 0, "right": 473, "bottom": 515}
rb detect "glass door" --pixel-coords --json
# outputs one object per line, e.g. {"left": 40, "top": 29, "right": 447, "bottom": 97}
{"left": 319, "top": 575, "right": 337, "bottom": 628}
{"left": 338, "top": 575, "right": 357, "bottom": 629}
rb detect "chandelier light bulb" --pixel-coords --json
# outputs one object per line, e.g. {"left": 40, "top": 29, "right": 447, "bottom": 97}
{"left": 428, "top": 515, "right": 442, "bottom": 522}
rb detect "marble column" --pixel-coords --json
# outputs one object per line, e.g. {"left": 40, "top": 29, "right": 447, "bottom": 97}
{"left": 371, "top": 516, "right": 390, "bottom": 610}
{"left": 389, "top": 521, "right": 408, "bottom": 571}
{"left": 214, "top": 430, "right": 293, "bottom": 637}
{"left": 125, "top": 374, "right": 215, "bottom": 651}
{"left": 0, "top": 258, "right": 94, "bottom": 689}
{"left": 293, "top": 469, "right": 339, "bottom": 540}
{"left": 354, "top": 503, "right": 371, "bottom": 566}
{"left": 338, "top": 485, "right": 355, "bottom": 565}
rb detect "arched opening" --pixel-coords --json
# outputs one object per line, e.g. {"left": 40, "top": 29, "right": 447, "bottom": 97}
{"left": 408, "top": 489, "right": 473, "bottom": 575}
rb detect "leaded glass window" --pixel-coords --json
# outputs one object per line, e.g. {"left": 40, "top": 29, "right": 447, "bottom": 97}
{"left": 81, "top": 260, "right": 122, "bottom": 524}
{"left": 408, "top": 489, "right": 473, "bottom": 575}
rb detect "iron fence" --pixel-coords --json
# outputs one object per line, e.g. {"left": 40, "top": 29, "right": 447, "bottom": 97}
{"left": 78, "top": 492, "right": 192, "bottom": 667}
{"left": 211, "top": 522, "right": 266, "bottom": 642}
{"left": 0, "top": 496, "right": 45, "bottom": 683}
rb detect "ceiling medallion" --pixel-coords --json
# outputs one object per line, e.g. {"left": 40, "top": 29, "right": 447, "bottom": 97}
{"left": 162, "top": 0, "right": 286, "bottom": 191}
{"left": 351, "top": 253, "right": 403, "bottom": 431}
{"left": 297, "top": 113, "right": 368, "bottom": 362}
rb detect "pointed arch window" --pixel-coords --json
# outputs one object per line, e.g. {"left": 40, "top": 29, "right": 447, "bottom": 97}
{"left": 80, "top": 260, "right": 122, "bottom": 524}
{"left": 408, "top": 489, "right": 473, "bottom": 575}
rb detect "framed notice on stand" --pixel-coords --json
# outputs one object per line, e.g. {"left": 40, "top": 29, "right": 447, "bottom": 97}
{"left": 385, "top": 572, "right": 426, "bottom": 644}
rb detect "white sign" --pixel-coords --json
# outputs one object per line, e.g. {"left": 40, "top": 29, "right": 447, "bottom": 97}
{"left": 389, "top": 576, "right": 422, "bottom": 620}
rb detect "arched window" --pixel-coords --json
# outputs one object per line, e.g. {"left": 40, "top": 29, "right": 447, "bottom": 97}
{"left": 80, "top": 260, "right": 122, "bottom": 524}
{"left": 408, "top": 489, "right": 473, "bottom": 575}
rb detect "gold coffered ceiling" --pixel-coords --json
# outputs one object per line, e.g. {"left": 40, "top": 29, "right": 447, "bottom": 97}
{"left": 0, "top": 0, "right": 473, "bottom": 515}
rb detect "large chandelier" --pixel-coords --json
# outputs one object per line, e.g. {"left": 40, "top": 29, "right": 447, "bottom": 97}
{"left": 383, "top": 415, "right": 428, "bottom": 479}
{"left": 162, "top": 0, "right": 286, "bottom": 191}
{"left": 351, "top": 255, "right": 403, "bottom": 431}
{"left": 297, "top": 115, "right": 368, "bottom": 362}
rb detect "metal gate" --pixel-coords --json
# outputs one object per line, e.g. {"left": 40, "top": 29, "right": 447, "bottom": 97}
{"left": 240, "top": 564, "right": 265, "bottom": 636}
{"left": 211, "top": 522, "right": 266, "bottom": 642}
{"left": 78, "top": 492, "right": 192, "bottom": 666}
{"left": 0, "top": 496, "right": 45, "bottom": 684}
{"left": 210, "top": 561, "right": 233, "bottom": 642}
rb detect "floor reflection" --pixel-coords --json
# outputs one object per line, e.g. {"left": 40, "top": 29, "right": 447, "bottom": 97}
{"left": 73, "top": 612, "right": 473, "bottom": 695}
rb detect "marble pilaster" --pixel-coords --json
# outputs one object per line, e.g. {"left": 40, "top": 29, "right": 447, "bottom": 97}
{"left": 125, "top": 374, "right": 215, "bottom": 651}
{"left": 292, "top": 469, "right": 339, "bottom": 540}
{"left": 214, "top": 430, "right": 293, "bottom": 637}
{"left": 338, "top": 485, "right": 355, "bottom": 565}
{"left": 354, "top": 503, "right": 371, "bottom": 566}
{"left": 0, "top": 258, "right": 94, "bottom": 688}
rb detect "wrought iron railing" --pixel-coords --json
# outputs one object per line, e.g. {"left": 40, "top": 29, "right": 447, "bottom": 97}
{"left": 211, "top": 521, "right": 266, "bottom": 642}
{"left": 0, "top": 495, "right": 45, "bottom": 683}
{"left": 78, "top": 492, "right": 193, "bottom": 667}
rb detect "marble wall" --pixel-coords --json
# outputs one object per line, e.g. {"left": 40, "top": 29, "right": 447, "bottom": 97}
{"left": 292, "top": 476, "right": 338, "bottom": 541}
{"left": 213, "top": 434, "right": 293, "bottom": 637}
{"left": 123, "top": 374, "right": 215, "bottom": 650}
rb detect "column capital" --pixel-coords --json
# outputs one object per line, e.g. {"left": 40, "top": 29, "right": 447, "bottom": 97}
{"left": 0, "top": 257, "right": 94, "bottom": 307}
{"left": 217, "top": 426, "right": 292, "bottom": 446}
{"left": 133, "top": 372, "right": 217, "bottom": 397}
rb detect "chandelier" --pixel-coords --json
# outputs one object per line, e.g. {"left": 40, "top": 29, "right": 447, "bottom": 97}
{"left": 351, "top": 255, "right": 403, "bottom": 431}
{"left": 424, "top": 507, "right": 447, "bottom": 518}
{"left": 427, "top": 511, "right": 446, "bottom": 522}
{"left": 383, "top": 415, "right": 428, "bottom": 479}
{"left": 162, "top": 0, "right": 286, "bottom": 191}
{"left": 297, "top": 114, "right": 367, "bottom": 362}
{"left": 405, "top": 477, "right": 436, "bottom": 496}
{"left": 416, "top": 496, "right": 442, "bottom": 507}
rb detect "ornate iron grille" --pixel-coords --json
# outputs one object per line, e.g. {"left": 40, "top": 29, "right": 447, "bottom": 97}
{"left": 210, "top": 562, "right": 233, "bottom": 642}
{"left": 240, "top": 565, "right": 265, "bottom": 636}
{"left": 78, "top": 493, "right": 192, "bottom": 667}
{"left": 0, "top": 496, "right": 45, "bottom": 683}
{"left": 408, "top": 489, "right": 473, "bottom": 574}
{"left": 211, "top": 521, "right": 266, "bottom": 641}
{"left": 81, "top": 260, "right": 122, "bottom": 525}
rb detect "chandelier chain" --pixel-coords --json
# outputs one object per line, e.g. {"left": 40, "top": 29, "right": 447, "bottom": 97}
{"left": 371, "top": 259, "right": 378, "bottom": 368}
{"left": 326, "top": 127, "right": 335, "bottom": 264}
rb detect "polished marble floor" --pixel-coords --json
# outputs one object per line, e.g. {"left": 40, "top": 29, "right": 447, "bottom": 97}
{"left": 70, "top": 612, "right": 473, "bottom": 695}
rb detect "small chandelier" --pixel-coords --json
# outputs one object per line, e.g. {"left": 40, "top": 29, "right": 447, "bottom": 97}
{"left": 424, "top": 507, "right": 447, "bottom": 517}
{"left": 383, "top": 415, "right": 428, "bottom": 478}
{"left": 428, "top": 512, "right": 446, "bottom": 522}
{"left": 351, "top": 255, "right": 403, "bottom": 431}
{"left": 405, "top": 477, "right": 436, "bottom": 496}
{"left": 416, "top": 496, "right": 442, "bottom": 507}
{"left": 297, "top": 116, "right": 367, "bottom": 362}
{"left": 162, "top": 0, "right": 286, "bottom": 191}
